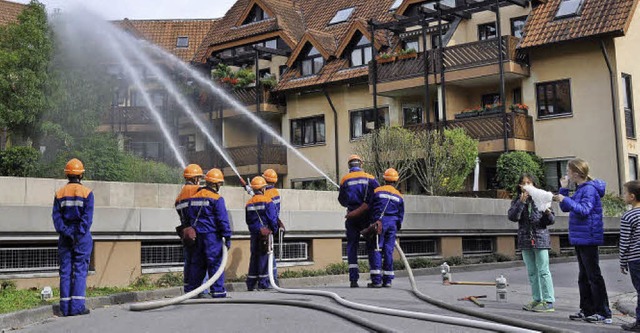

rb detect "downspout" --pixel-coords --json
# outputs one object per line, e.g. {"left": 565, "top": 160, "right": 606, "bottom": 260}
{"left": 323, "top": 87, "right": 341, "bottom": 185}
{"left": 600, "top": 40, "right": 623, "bottom": 194}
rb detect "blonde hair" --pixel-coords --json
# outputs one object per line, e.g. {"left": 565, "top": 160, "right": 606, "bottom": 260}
{"left": 568, "top": 158, "right": 593, "bottom": 181}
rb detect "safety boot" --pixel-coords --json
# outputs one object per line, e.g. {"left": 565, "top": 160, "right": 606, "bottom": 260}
{"left": 367, "top": 283, "right": 382, "bottom": 288}
{"left": 350, "top": 281, "right": 359, "bottom": 288}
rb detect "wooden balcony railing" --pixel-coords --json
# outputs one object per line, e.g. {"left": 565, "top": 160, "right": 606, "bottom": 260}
{"left": 101, "top": 107, "right": 154, "bottom": 126}
{"left": 186, "top": 144, "right": 287, "bottom": 169}
{"left": 404, "top": 112, "right": 533, "bottom": 142}
{"left": 220, "top": 87, "right": 284, "bottom": 107}
{"left": 373, "top": 36, "right": 526, "bottom": 84}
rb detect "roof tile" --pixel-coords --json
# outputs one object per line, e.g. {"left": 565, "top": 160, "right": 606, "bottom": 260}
{"left": 0, "top": 0, "right": 26, "bottom": 26}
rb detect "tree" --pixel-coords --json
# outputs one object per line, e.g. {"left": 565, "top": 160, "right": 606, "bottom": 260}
{"left": 0, "top": 1, "right": 53, "bottom": 147}
{"left": 354, "top": 126, "right": 418, "bottom": 184}
{"left": 495, "top": 151, "right": 544, "bottom": 194}
{"left": 413, "top": 128, "right": 478, "bottom": 196}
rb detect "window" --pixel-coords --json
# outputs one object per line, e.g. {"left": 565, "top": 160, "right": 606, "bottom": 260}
{"left": 513, "top": 88, "right": 522, "bottom": 105}
{"left": 258, "top": 68, "right": 271, "bottom": 79}
{"left": 151, "top": 91, "right": 165, "bottom": 109}
{"left": 291, "top": 178, "right": 327, "bottom": 190}
{"left": 131, "top": 91, "right": 145, "bottom": 107}
{"left": 478, "top": 22, "right": 497, "bottom": 41}
{"left": 389, "top": 0, "right": 403, "bottom": 11}
{"left": 254, "top": 39, "right": 277, "bottom": 49}
{"left": 510, "top": 16, "right": 527, "bottom": 39}
{"left": 300, "top": 46, "right": 324, "bottom": 76}
{"left": 350, "top": 107, "right": 390, "bottom": 140}
{"left": 630, "top": 155, "right": 638, "bottom": 181}
{"left": 180, "top": 135, "right": 196, "bottom": 153}
{"left": 536, "top": 79, "right": 572, "bottom": 118}
{"left": 555, "top": 0, "right": 584, "bottom": 19}
{"left": 403, "top": 38, "right": 419, "bottom": 52}
{"left": 403, "top": 105, "right": 423, "bottom": 125}
{"left": 349, "top": 35, "right": 373, "bottom": 67}
{"left": 279, "top": 65, "right": 288, "bottom": 77}
{"left": 544, "top": 159, "right": 569, "bottom": 191}
{"left": 176, "top": 36, "right": 189, "bottom": 48}
{"left": 291, "top": 116, "right": 325, "bottom": 146}
{"left": 623, "top": 74, "right": 636, "bottom": 138}
{"left": 481, "top": 93, "right": 501, "bottom": 107}
{"left": 431, "top": 33, "right": 443, "bottom": 49}
{"left": 113, "top": 89, "right": 126, "bottom": 106}
{"left": 329, "top": 7, "right": 355, "bottom": 25}
{"left": 243, "top": 5, "right": 270, "bottom": 25}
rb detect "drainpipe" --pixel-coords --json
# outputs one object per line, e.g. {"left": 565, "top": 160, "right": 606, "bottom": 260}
{"left": 323, "top": 87, "right": 341, "bottom": 185}
{"left": 600, "top": 40, "right": 623, "bottom": 194}
{"left": 495, "top": 0, "right": 508, "bottom": 153}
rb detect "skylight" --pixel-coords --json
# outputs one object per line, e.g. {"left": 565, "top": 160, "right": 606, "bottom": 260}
{"left": 176, "top": 36, "right": 189, "bottom": 48}
{"left": 329, "top": 7, "right": 355, "bottom": 25}
{"left": 555, "top": 0, "right": 584, "bottom": 19}
{"left": 389, "top": 0, "right": 403, "bottom": 11}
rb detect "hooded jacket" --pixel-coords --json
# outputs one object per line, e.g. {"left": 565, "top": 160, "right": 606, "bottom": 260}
{"left": 559, "top": 179, "right": 606, "bottom": 246}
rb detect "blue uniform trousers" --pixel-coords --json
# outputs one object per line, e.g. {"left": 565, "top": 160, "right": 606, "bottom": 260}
{"left": 367, "top": 223, "right": 397, "bottom": 285}
{"left": 58, "top": 233, "right": 92, "bottom": 316}
{"left": 246, "top": 233, "right": 277, "bottom": 290}
{"left": 186, "top": 233, "right": 226, "bottom": 297}
{"left": 345, "top": 216, "right": 368, "bottom": 282}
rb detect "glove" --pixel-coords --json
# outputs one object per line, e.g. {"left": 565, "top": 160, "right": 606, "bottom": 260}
{"left": 396, "top": 221, "right": 402, "bottom": 231}
{"left": 224, "top": 239, "right": 231, "bottom": 250}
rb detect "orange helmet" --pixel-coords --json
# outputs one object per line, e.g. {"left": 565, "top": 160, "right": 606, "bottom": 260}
{"left": 348, "top": 154, "right": 362, "bottom": 163}
{"left": 183, "top": 164, "right": 203, "bottom": 179}
{"left": 205, "top": 168, "right": 224, "bottom": 184}
{"left": 383, "top": 168, "right": 399, "bottom": 182}
{"left": 262, "top": 169, "right": 278, "bottom": 183}
{"left": 250, "top": 176, "right": 268, "bottom": 190}
{"left": 64, "top": 158, "right": 85, "bottom": 176}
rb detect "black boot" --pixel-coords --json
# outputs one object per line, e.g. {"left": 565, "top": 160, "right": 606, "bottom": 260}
{"left": 350, "top": 281, "right": 359, "bottom": 288}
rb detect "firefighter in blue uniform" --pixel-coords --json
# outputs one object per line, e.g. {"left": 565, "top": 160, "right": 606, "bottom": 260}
{"left": 175, "top": 164, "right": 203, "bottom": 293}
{"left": 338, "top": 154, "right": 379, "bottom": 288}
{"left": 52, "top": 158, "right": 94, "bottom": 316}
{"left": 366, "top": 168, "right": 404, "bottom": 288}
{"left": 187, "top": 168, "right": 232, "bottom": 298}
{"left": 263, "top": 169, "right": 285, "bottom": 282}
{"left": 245, "top": 176, "right": 279, "bottom": 290}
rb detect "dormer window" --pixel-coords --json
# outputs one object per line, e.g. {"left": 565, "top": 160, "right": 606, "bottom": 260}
{"left": 243, "top": 5, "right": 270, "bottom": 25}
{"left": 349, "top": 34, "right": 372, "bottom": 67}
{"left": 301, "top": 46, "right": 324, "bottom": 76}
{"left": 555, "top": 0, "right": 584, "bottom": 19}
{"left": 329, "top": 7, "right": 354, "bottom": 25}
{"left": 176, "top": 36, "right": 189, "bottom": 48}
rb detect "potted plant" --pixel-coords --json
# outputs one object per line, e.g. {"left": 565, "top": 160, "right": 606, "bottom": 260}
{"left": 397, "top": 48, "right": 418, "bottom": 60}
{"left": 376, "top": 52, "right": 396, "bottom": 64}
{"left": 454, "top": 106, "right": 483, "bottom": 119}
{"left": 259, "top": 74, "right": 278, "bottom": 90}
{"left": 509, "top": 103, "right": 529, "bottom": 114}
{"left": 482, "top": 102, "right": 503, "bottom": 115}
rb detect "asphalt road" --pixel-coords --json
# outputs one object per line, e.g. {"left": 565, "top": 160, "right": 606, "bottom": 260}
{"left": 19, "top": 258, "right": 637, "bottom": 332}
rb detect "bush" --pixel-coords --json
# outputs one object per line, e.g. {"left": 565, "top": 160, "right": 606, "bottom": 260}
{"left": 131, "top": 275, "right": 152, "bottom": 288}
{"left": 602, "top": 192, "right": 626, "bottom": 217}
{"left": 496, "top": 151, "right": 544, "bottom": 194}
{"left": 325, "top": 262, "right": 349, "bottom": 275}
{"left": 0, "top": 146, "right": 41, "bottom": 177}
{"left": 155, "top": 272, "right": 183, "bottom": 288}
{"left": 443, "top": 256, "right": 468, "bottom": 266}
{"left": 120, "top": 154, "right": 182, "bottom": 184}
{"left": 0, "top": 280, "right": 16, "bottom": 290}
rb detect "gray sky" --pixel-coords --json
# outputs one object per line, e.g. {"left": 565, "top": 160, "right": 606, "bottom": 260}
{"left": 14, "top": 0, "right": 237, "bottom": 20}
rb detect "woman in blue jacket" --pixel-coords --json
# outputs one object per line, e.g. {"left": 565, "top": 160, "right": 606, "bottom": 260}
{"left": 553, "top": 158, "right": 611, "bottom": 324}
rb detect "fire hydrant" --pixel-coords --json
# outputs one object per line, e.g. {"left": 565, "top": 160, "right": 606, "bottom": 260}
{"left": 441, "top": 262, "right": 451, "bottom": 285}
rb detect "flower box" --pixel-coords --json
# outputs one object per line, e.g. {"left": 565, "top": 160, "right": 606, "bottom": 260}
{"left": 454, "top": 111, "right": 479, "bottom": 119}
{"left": 397, "top": 53, "right": 417, "bottom": 60}
{"left": 376, "top": 56, "right": 396, "bottom": 64}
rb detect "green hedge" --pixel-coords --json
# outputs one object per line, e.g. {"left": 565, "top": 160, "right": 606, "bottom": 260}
{"left": 0, "top": 146, "right": 41, "bottom": 177}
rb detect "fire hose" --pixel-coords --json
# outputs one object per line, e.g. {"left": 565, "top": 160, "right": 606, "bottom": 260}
{"left": 266, "top": 235, "right": 536, "bottom": 333}
{"left": 394, "top": 240, "right": 577, "bottom": 333}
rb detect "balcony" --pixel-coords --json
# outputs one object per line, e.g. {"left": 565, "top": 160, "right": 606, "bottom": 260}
{"left": 97, "top": 107, "right": 157, "bottom": 133}
{"left": 372, "top": 36, "right": 529, "bottom": 94}
{"left": 213, "top": 87, "right": 285, "bottom": 118}
{"left": 186, "top": 144, "right": 287, "bottom": 175}
{"left": 405, "top": 111, "right": 534, "bottom": 154}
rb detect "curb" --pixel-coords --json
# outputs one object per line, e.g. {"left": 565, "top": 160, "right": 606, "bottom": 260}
{"left": 0, "top": 253, "right": 618, "bottom": 330}
{"left": 613, "top": 292, "right": 638, "bottom": 318}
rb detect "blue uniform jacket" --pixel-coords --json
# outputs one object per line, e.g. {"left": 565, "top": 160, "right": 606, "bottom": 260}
{"left": 559, "top": 179, "right": 606, "bottom": 246}
{"left": 245, "top": 194, "right": 278, "bottom": 234}
{"left": 338, "top": 167, "right": 379, "bottom": 212}
{"left": 52, "top": 182, "right": 94, "bottom": 238}
{"left": 371, "top": 185, "right": 404, "bottom": 226}
{"left": 189, "top": 187, "right": 232, "bottom": 236}
{"left": 175, "top": 184, "right": 201, "bottom": 226}
{"left": 264, "top": 186, "right": 281, "bottom": 218}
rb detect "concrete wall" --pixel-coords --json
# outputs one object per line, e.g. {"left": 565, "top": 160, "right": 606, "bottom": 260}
{"left": 0, "top": 176, "right": 619, "bottom": 288}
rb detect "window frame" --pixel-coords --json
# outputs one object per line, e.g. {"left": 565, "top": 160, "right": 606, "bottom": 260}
{"left": 290, "top": 115, "right": 326, "bottom": 147}
{"left": 402, "top": 104, "right": 423, "bottom": 126}
{"left": 481, "top": 93, "right": 501, "bottom": 107}
{"left": 403, "top": 38, "right": 420, "bottom": 52}
{"left": 300, "top": 46, "right": 324, "bottom": 77}
{"left": 623, "top": 73, "right": 636, "bottom": 139}
{"left": 555, "top": 0, "right": 585, "bottom": 20}
{"left": 477, "top": 22, "right": 497, "bottom": 41}
{"left": 176, "top": 36, "right": 189, "bottom": 48}
{"left": 535, "top": 79, "right": 573, "bottom": 119}
{"left": 544, "top": 159, "right": 571, "bottom": 191}
{"left": 349, "top": 107, "right": 390, "bottom": 140}
{"left": 630, "top": 155, "right": 638, "bottom": 181}
{"left": 243, "top": 5, "right": 270, "bottom": 25}
{"left": 510, "top": 16, "right": 528, "bottom": 39}
{"left": 329, "top": 7, "right": 355, "bottom": 25}
{"left": 349, "top": 35, "right": 373, "bottom": 68}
